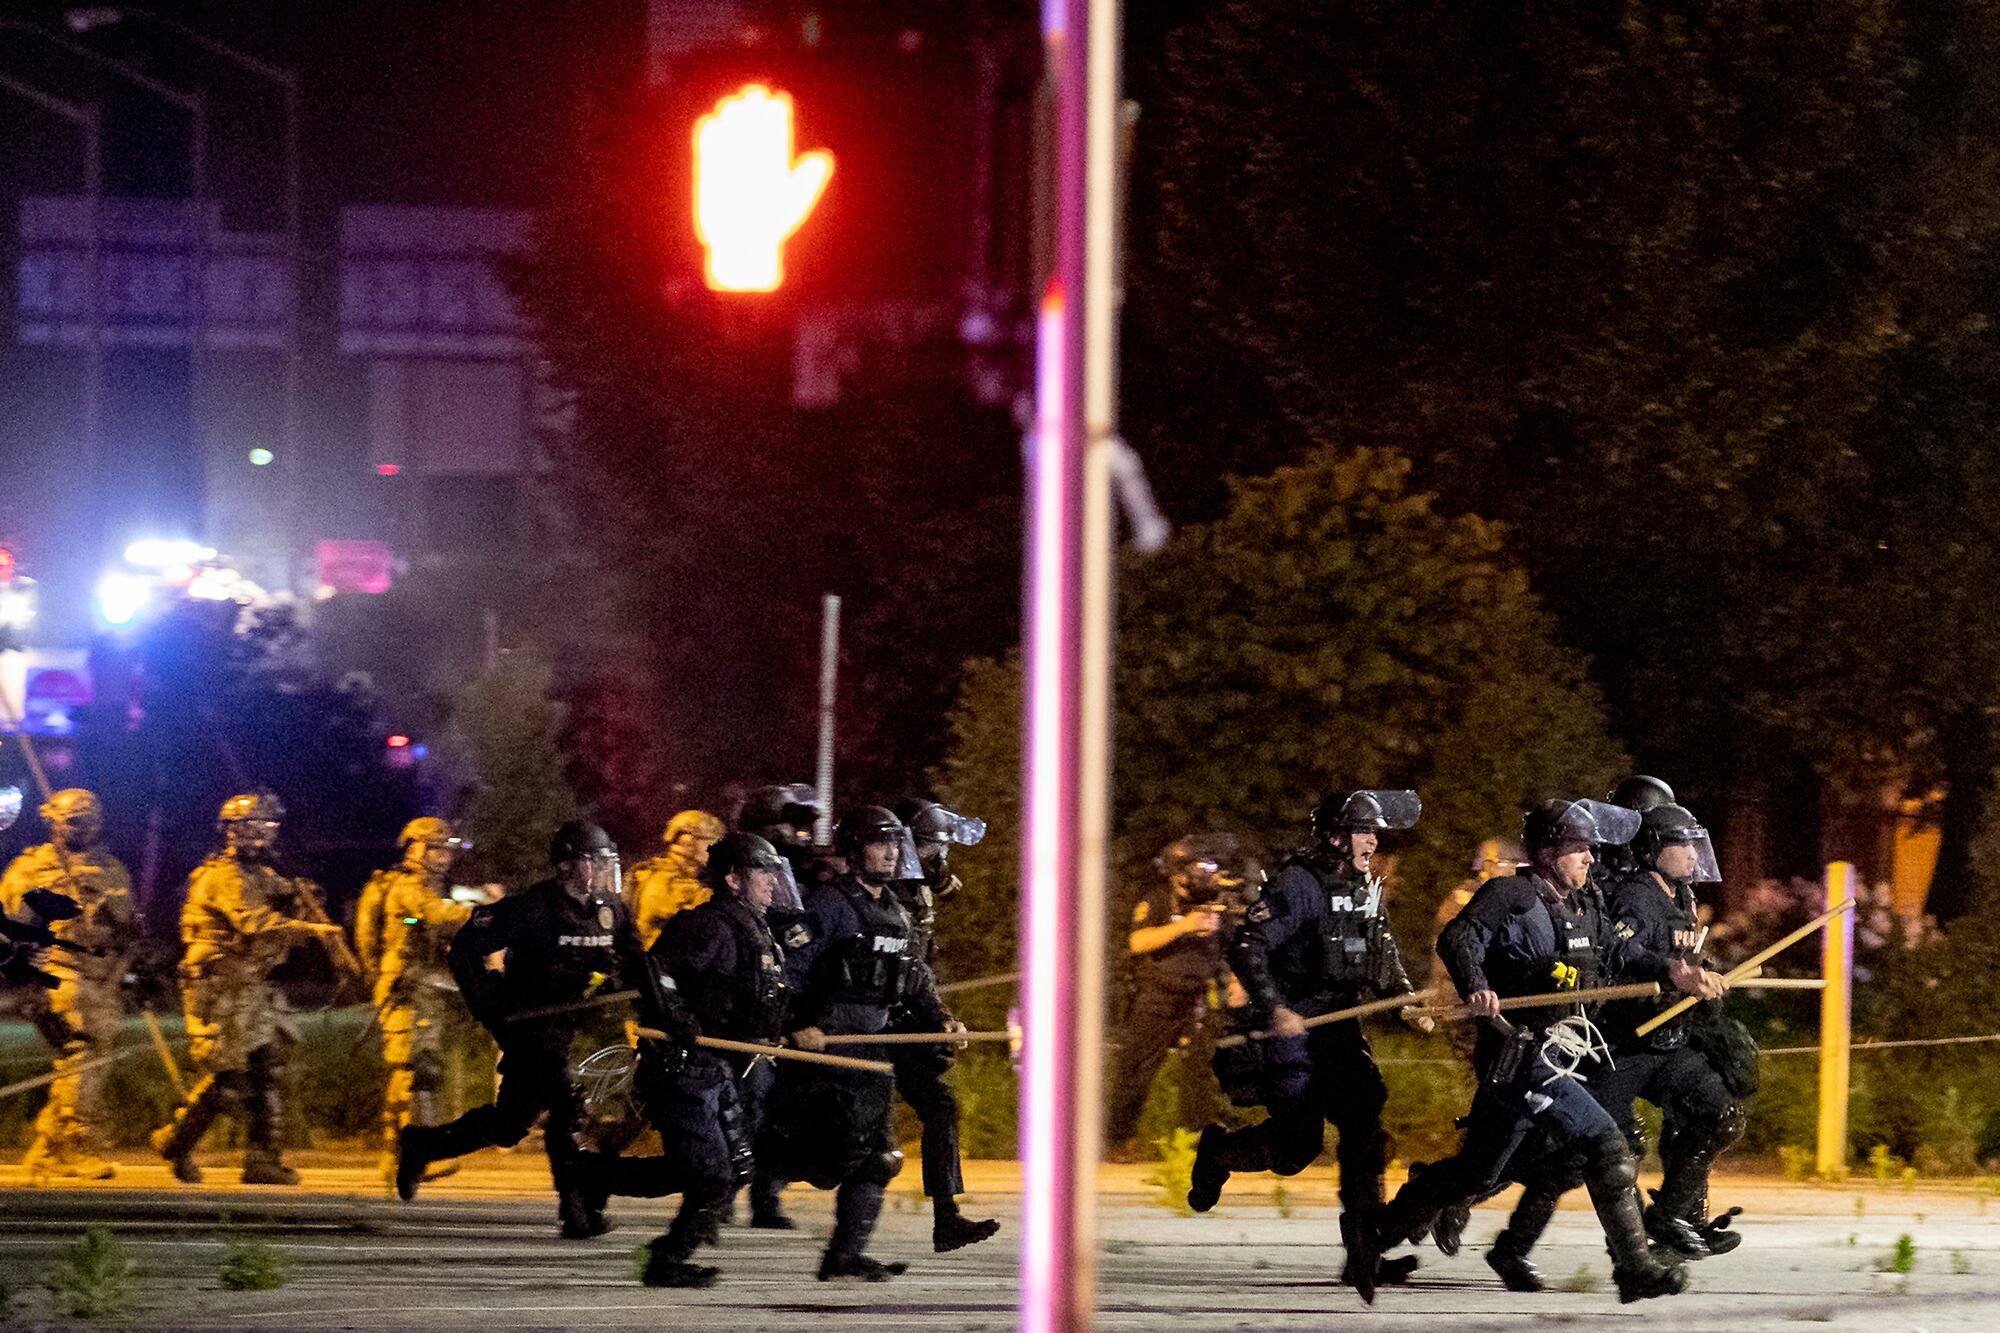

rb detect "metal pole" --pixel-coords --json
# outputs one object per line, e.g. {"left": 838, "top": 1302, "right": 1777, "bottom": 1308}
{"left": 813, "top": 594, "right": 841, "bottom": 848}
{"left": 1021, "top": 1, "right": 1116, "bottom": 1328}
{"left": 1816, "top": 860, "right": 1855, "bottom": 1179}
{"left": 281, "top": 72, "right": 304, "bottom": 592}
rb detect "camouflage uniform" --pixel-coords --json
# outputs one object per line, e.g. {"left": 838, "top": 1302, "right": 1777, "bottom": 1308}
{"left": 0, "top": 790, "right": 133, "bottom": 1180}
{"left": 151, "top": 792, "right": 343, "bottom": 1186}
{"left": 356, "top": 817, "right": 478, "bottom": 1181}
{"left": 625, "top": 811, "right": 724, "bottom": 948}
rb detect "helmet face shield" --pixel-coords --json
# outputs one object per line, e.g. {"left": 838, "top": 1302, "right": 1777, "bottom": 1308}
{"left": 1569, "top": 798, "right": 1641, "bottom": 847}
{"left": 1655, "top": 829, "right": 1721, "bottom": 883}
{"left": 765, "top": 855, "right": 804, "bottom": 914}
{"left": 1347, "top": 789, "right": 1421, "bottom": 831}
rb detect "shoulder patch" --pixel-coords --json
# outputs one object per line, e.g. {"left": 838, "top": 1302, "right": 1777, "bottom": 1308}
{"left": 1614, "top": 921, "right": 1635, "bottom": 940}
{"left": 784, "top": 922, "right": 812, "bottom": 950}
{"left": 1246, "top": 900, "right": 1273, "bottom": 923}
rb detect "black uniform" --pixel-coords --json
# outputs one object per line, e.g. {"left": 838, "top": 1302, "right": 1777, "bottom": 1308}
{"left": 1197, "top": 851, "right": 1413, "bottom": 1240}
{"left": 1596, "top": 869, "right": 1748, "bottom": 1243}
{"left": 888, "top": 873, "right": 967, "bottom": 1204}
{"left": 1106, "top": 879, "right": 1229, "bottom": 1144}
{"left": 653, "top": 893, "right": 791, "bottom": 1224}
{"left": 399, "top": 879, "right": 668, "bottom": 1233}
{"left": 758, "top": 871, "right": 911, "bottom": 1271}
{"left": 1378, "top": 870, "right": 1677, "bottom": 1288}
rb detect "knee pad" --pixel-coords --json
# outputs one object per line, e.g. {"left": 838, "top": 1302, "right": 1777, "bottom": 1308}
{"left": 1715, "top": 1102, "right": 1748, "bottom": 1152}
{"left": 1583, "top": 1127, "right": 1636, "bottom": 1186}
{"left": 856, "top": 1149, "right": 905, "bottom": 1187}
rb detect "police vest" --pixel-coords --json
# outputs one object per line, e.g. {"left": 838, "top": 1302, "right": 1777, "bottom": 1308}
{"left": 830, "top": 880, "right": 913, "bottom": 1008}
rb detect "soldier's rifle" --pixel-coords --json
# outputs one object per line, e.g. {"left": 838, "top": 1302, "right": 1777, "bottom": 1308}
{"left": 283, "top": 875, "right": 375, "bottom": 1000}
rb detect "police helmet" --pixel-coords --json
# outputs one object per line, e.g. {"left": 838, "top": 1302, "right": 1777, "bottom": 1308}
{"left": 738, "top": 783, "right": 824, "bottom": 848}
{"left": 1607, "top": 775, "right": 1676, "bottom": 812}
{"left": 548, "top": 820, "right": 616, "bottom": 866}
{"left": 1523, "top": 798, "right": 1641, "bottom": 855}
{"left": 1310, "top": 789, "right": 1422, "bottom": 841}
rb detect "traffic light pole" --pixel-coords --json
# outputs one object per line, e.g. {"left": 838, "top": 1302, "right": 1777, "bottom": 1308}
{"left": 1021, "top": 2, "right": 1121, "bottom": 1330}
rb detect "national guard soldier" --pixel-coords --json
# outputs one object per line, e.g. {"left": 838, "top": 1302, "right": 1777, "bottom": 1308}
{"left": 354, "top": 817, "right": 496, "bottom": 1187}
{"left": 626, "top": 810, "right": 725, "bottom": 947}
{"left": 152, "top": 792, "right": 352, "bottom": 1186}
{"left": 1187, "top": 791, "right": 1428, "bottom": 1303}
{"left": 889, "top": 798, "right": 999, "bottom": 1253}
{"left": 395, "top": 821, "right": 663, "bottom": 1240}
{"left": 1375, "top": 798, "right": 1721, "bottom": 1303}
{"left": 758, "top": 806, "right": 923, "bottom": 1281}
{"left": 1, "top": 789, "right": 133, "bottom": 1179}
{"left": 1105, "top": 833, "right": 1242, "bottom": 1158}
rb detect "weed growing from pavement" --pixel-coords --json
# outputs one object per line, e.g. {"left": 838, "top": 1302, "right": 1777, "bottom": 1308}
{"left": 1143, "top": 1128, "right": 1201, "bottom": 1217}
{"left": 1560, "top": 1266, "right": 1599, "bottom": 1293}
{"left": 1271, "top": 1183, "right": 1294, "bottom": 1218}
{"left": 46, "top": 1226, "right": 134, "bottom": 1319}
{"left": 1952, "top": 1249, "right": 1971, "bottom": 1274}
{"left": 1876, "top": 1234, "right": 1916, "bottom": 1274}
{"left": 1853, "top": 1196, "right": 1866, "bottom": 1217}
{"left": 220, "top": 1235, "right": 291, "bottom": 1291}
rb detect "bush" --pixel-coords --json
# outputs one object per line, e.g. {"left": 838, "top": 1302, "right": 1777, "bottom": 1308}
{"left": 46, "top": 1227, "right": 134, "bottom": 1319}
{"left": 220, "top": 1235, "right": 291, "bottom": 1291}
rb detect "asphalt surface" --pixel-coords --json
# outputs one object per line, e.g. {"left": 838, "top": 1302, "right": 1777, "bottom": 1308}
{"left": 0, "top": 1155, "right": 1995, "bottom": 1329}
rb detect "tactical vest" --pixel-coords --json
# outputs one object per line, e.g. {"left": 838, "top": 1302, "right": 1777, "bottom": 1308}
{"left": 830, "top": 880, "right": 912, "bottom": 1008}
{"left": 1317, "top": 867, "right": 1387, "bottom": 989}
{"left": 718, "top": 899, "right": 789, "bottom": 1039}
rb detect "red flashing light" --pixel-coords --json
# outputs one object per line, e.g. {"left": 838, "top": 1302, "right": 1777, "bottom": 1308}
{"left": 0, "top": 546, "right": 13, "bottom": 583}
{"left": 386, "top": 734, "right": 410, "bottom": 748}
{"left": 376, "top": 464, "right": 401, "bottom": 477}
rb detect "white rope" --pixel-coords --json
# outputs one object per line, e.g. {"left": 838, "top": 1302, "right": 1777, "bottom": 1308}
{"left": 1536, "top": 1013, "right": 1613, "bottom": 1085}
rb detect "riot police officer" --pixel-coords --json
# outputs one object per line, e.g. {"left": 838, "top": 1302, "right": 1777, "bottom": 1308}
{"left": 1375, "top": 799, "right": 1719, "bottom": 1303}
{"left": 1596, "top": 802, "right": 1748, "bottom": 1256}
{"left": 395, "top": 821, "right": 666, "bottom": 1240}
{"left": 757, "top": 806, "right": 921, "bottom": 1281}
{"left": 152, "top": 792, "right": 351, "bottom": 1186}
{"left": 652, "top": 832, "right": 801, "bottom": 1234}
{"left": 1595, "top": 775, "right": 1678, "bottom": 884}
{"left": 627, "top": 810, "right": 726, "bottom": 947}
{"left": 354, "top": 817, "right": 494, "bottom": 1186}
{"left": 1186, "top": 791, "right": 1427, "bottom": 1303}
{"left": 1105, "top": 833, "right": 1241, "bottom": 1156}
{"left": 1, "top": 788, "right": 133, "bottom": 1179}
{"left": 889, "top": 799, "right": 999, "bottom": 1253}
{"left": 737, "top": 784, "right": 828, "bottom": 885}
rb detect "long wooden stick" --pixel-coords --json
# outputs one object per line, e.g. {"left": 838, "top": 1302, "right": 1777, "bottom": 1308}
{"left": 939, "top": 969, "right": 1022, "bottom": 996}
{"left": 508, "top": 989, "right": 640, "bottom": 1024}
{"left": 1636, "top": 900, "right": 1854, "bottom": 1037}
{"left": 140, "top": 1008, "right": 188, "bottom": 1099}
{"left": 0, "top": 1045, "right": 149, "bottom": 1103}
{"left": 1419, "top": 981, "right": 1664, "bottom": 1023}
{"left": 1732, "top": 977, "right": 1828, "bottom": 991}
{"left": 633, "top": 1028, "right": 894, "bottom": 1075}
{"left": 820, "top": 1030, "right": 1014, "bottom": 1046}
{"left": 1214, "top": 988, "right": 1439, "bottom": 1050}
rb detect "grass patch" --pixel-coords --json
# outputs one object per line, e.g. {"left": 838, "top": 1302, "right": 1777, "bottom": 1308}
{"left": 1779, "top": 1145, "right": 1814, "bottom": 1181}
{"left": 1876, "top": 1234, "right": 1916, "bottom": 1274}
{"left": 1952, "top": 1249, "right": 1970, "bottom": 1274}
{"left": 1560, "top": 1266, "right": 1599, "bottom": 1293}
{"left": 219, "top": 1235, "right": 291, "bottom": 1291}
{"left": 1271, "top": 1183, "right": 1294, "bottom": 1219}
{"left": 46, "top": 1226, "right": 135, "bottom": 1319}
{"left": 1142, "top": 1128, "right": 1201, "bottom": 1217}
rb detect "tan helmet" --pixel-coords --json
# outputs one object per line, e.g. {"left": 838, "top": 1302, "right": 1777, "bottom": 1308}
{"left": 398, "top": 816, "right": 459, "bottom": 850}
{"left": 42, "top": 788, "right": 104, "bottom": 845}
{"left": 663, "top": 810, "right": 724, "bottom": 847}
{"left": 218, "top": 791, "right": 286, "bottom": 825}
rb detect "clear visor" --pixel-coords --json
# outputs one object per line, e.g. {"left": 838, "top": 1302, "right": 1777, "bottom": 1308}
{"left": 0, "top": 786, "right": 21, "bottom": 833}
{"left": 861, "top": 828, "right": 924, "bottom": 883}
{"left": 940, "top": 811, "right": 987, "bottom": 846}
{"left": 1349, "top": 789, "right": 1422, "bottom": 831}
{"left": 1568, "top": 798, "right": 1641, "bottom": 847}
{"left": 764, "top": 856, "right": 804, "bottom": 914}
{"left": 1659, "top": 833, "right": 1722, "bottom": 884}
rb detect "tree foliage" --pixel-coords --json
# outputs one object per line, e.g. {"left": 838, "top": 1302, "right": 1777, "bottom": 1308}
{"left": 443, "top": 648, "right": 578, "bottom": 888}
{"left": 940, "top": 446, "right": 1624, "bottom": 1000}
{"left": 1130, "top": 0, "right": 2000, "bottom": 908}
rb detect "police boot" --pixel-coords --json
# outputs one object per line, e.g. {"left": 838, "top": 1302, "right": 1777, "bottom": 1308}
{"left": 151, "top": 1073, "right": 237, "bottom": 1185}
{"left": 933, "top": 1199, "right": 1001, "bottom": 1254}
{"left": 1686, "top": 1193, "right": 1744, "bottom": 1256}
{"left": 1646, "top": 1141, "right": 1719, "bottom": 1260}
{"left": 1338, "top": 1212, "right": 1385, "bottom": 1305}
{"left": 1484, "top": 1185, "right": 1561, "bottom": 1293}
{"left": 1186, "top": 1124, "right": 1230, "bottom": 1214}
{"left": 641, "top": 1235, "right": 719, "bottom": 1289}
{"left": 819, "top": 1164, "right": 907, "bottom": 1282}
{"left": 1405, "top": 1161, "right": 1470, "bottom": 1256}
{"left": 558, "top": 1190, "right": 616, "bottom": 1241}
{"left": 1588, "top": 1168, "right": 1689, "bottom": 1303}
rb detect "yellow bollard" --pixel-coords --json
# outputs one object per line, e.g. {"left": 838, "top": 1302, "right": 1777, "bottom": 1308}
{"left": 1816, "top": 861, "right": 1855, "bottom": 1179}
